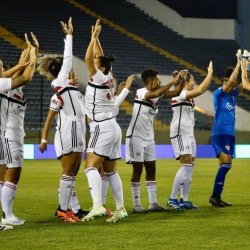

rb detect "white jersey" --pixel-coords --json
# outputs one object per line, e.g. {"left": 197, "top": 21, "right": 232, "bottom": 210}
{"left": 85, "top": 70, "right": 116, "bottom": 122}
{"left": 170, "top": 90, "right": 195, "bottom": 138}
{"left": 5, "top": 88, "right": 26, "bottom": 144}
{"left": 50, "top": 34, "right": 85, "bottom": 121}
{"left": 126, "top": 88, "right": 160, "bottom": 140}
{"left": 0, "top": 78, "right": 11, "bottom": 93}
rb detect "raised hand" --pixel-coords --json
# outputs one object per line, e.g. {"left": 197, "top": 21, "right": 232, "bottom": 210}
{"left": 207, "top": 60, "right": 213, "bottom": 74}
{"left": 124, "top": 74, "right": 135, "bottom": 89}
{"left": 60, "top": 16, "right": 73, "bottom": 35}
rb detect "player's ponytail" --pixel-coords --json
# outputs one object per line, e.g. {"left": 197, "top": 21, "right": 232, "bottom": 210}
{"left": 99, "top": 54, "right": 115, "bottom": 75}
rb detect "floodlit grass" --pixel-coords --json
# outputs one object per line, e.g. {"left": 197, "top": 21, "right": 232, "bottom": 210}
{"left": 1, "top": 159, "right": 250, "bottom": 250}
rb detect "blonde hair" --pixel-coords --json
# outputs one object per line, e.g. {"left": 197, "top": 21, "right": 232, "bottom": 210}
{"left": 36, "top": 56, "right": 63, "bottom": 80}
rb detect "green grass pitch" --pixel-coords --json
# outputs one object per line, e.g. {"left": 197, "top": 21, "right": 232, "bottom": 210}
{"left": 1, "top": 159, "right": 250, "bottom": 250}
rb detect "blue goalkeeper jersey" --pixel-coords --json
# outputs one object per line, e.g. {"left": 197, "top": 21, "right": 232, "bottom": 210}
{"left": 212, "top": 87, "right": 238, "bottom": 136}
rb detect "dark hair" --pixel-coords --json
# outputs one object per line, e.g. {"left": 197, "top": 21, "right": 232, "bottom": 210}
{"left": 98, "top": 54, "right": 115, "bottom": 75}
{"left": 224, "top": 66, "right": 234, "bottom": 78}
{"left": 141, "top": 68, "right": 158, "bottom": 84}
{"left": 49, "top": 57, "right": 63, "bottom": 78}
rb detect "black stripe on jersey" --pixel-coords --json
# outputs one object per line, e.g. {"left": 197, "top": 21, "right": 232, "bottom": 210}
{"left": 172, "top": 102, "right": 194, "bottom": 108}
{"left": 126, "top": 103, "right": 142, "bottom": 138}
{"left": 71, "top": 121, "right": 77, "bottom": 148}
{"left": 56, "top": 86, "right": 79, "bottom": 96}
{"left": 5, "top": 138, "right": 12, "bottom": 164}
{"left": 58, "top": 112, "right": 62, "bottom": 131}
{"left": 8, "top": 96, "right": 26, "bottom": 106}
{"left": 90, "top": 125, "right": 100, "bottom": 148}
{"left": 88, "top": 82, "right": 109, "bottom": 89}
{"left": 0, "top": 137, "right": 4, "bottom": 161}
{"left": 134, "top": 100, "right": 156, "bottom": 110}
{"left": 0, "top": 94, "right": 9, "bottom": 129}
{"left": 67, "top": 90, "right": 76, "bottom": 116}
{"left": 177, "top": 135, "right": 184, "bottom": 152}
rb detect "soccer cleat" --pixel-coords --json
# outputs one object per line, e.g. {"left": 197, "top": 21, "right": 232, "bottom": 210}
{"left": 73, "top": 209, "right": 89, "bottom": 219}
{"left": 148, "top": 203, "right": 168, "bottom": 212}
{"left": 0, "top": 223, "right": 13, "bottom": 231}
{"left": 67, "top": 210, "right": 80, "bottom": 222}
{"left": 106, "top": 207, "right": 128, "bottom": 223}
{"left": 220, "top": 199, "right": 232, "bottom": 207}
{"left": 55, "top": 209, "right": 76, "bottom": 222}
{"left": 81, "top": 206, "right": 106, "bottom": 222}
{"left": 1, "top": 215, "right": 25, "bottom": 226}
{"left": 209, "top": 196, "right": 225, "bottom": 207}
{"left": 179, "top": 199, "right": 199, "bottom": 209}
{"left": 167, "top": 199, "right": 184, "bottom": 211}
{"left": 105, "top": 207, "right": 114, "bottom": 217}
{"left": 132, "top": 205, "right": 148, "bottom": 213}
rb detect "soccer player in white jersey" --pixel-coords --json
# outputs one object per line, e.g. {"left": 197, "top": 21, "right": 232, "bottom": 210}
{"left": 126, "top": 68, "right": 185, "bottom": 213}
{"left": 167, "top": 61, "right": 213, "bottom": 210}
{"left": 1, "top": 34, "right": 38, "bottom": 227}
{"left": 37, "top": 17, "right": 85, "bottom": 223}
{"left": 39, "top": 74, "right": 88, "bottom": 220}
{"left": 82, "top": 20, "right": 131, "bottom": 223}
{"left": 0, "top": 36, "right": 37, "bottom": 230}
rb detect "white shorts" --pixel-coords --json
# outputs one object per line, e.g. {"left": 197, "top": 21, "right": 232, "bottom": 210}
{"left": 0, "top": 134, "right": 7, "bottom": 165}
{"left": 125, "top": 136, "right": 156, "bottom": 163}
{"left": 5, "top": 139, "right": 23, "bottom": 168}
{"left": 171, "top": 134, "right": 196, "bottom": 160}
{"left": 54, "top": 120, "right": 86, "bottom": 159}
{"left": 87, "top": 119, "right": 122, "bottom": 160}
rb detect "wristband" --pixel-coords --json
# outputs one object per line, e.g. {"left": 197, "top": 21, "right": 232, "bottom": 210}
{"left": 41, "top": 139, "right": 47, "bottom": 144}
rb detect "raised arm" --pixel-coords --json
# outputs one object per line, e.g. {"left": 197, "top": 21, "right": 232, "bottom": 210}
{"left": 56, "top": 17, "right": 73, "bottom": 84}
{"left": 115, "top": 75, "right": 135, "bottom": 107}
{"left": 85, "top": 22, "right": 101, "bottom": 76}
{"left": 223, "top": 53, "right": 240, "bottom": 93}
{"left": 163, "top": 71, "right": 186, "bottom": 98}
{"left": 186, "top": 61, "right": 213, "bottom": 99}
{"left": 39, "top": 109, "right": 58, "bottom": 153}
{"left": 241, "top": 59, "right": 250, "bottom": 91}
{"left": 11, "top": 46, "right": 37, "bottom": 90}
{"left": 92, "top": 20, "right": 104, "bottom": 57}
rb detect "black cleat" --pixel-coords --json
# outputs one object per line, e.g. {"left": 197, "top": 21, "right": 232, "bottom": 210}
{"left": 209, "top": 196, "right": 225, "bottom": 207}
{"left": 73, "top": 208, "right": 90, "bottom": 219}
{"left": 220, "top": 199, "right": 232, "bottom": 207}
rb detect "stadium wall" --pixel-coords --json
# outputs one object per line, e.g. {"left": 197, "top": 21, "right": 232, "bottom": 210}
{"left": 127, "top": 0, "right": 235, "bottom": 39}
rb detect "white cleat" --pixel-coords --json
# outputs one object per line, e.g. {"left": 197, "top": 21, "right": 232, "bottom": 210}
{"left": 106, "top": 207, "right": 128, "bottom": 223}
{"left": 81, "top": 206, "right": 106, "bottom": 222}
{"left": 1, "top": 215, "right": 25, "bottom": 226}
{"left": 0, "top": 223, "right": 13, "bottom": 231}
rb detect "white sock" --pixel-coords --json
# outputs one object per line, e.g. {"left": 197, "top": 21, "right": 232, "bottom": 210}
{"left": 146, "top": 181, "right": 157, "bottom": 206}
{"left": 59, "top": 175, "right": 73, "bottom": 211}
{"left": 181, "top": 164, "right": 194, "bottom": 201}
{"left": 1, "top": 182, "right": 16, "bottom": 218}
{"left": 170, "top": 164, "right": 190, "bottom": 199}
{"left": 85, "top": 167, "right": 102, "bottom": 209}
{"left": 0, "top": 181, "right": 4, "bottom": 203}
{"left": 69, "top": 177, "right": 80, "bottom": 213}
{"left": 101, "top": 174, "right": 109, "bottom": 205}
{"left": 106, "top": 172, "right": 124, "bottom": 210}
{"left": 131, "top": 182, "right": 141, "bottom": 207}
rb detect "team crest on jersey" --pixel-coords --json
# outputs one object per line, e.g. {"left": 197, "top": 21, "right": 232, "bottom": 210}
{"left": 225, "top": 145, "right": 230, "bottom": 151}
{"left": 226, "top": 102, "right": 234, "bottom": 110}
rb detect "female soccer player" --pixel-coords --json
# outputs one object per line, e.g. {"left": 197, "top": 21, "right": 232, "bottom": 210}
{"left": 209, "top": 52, "right": 241, "bottom": 207}
{"left": 167, "top": 61, "right": 213, "bottom": 210}
{"left": 38, "top": 17, "right": 86, "bottom": 222}
{"left": 82, "top": 20, "right": 132, "bottom": 223}
{"left": 1, "top": 34, "right": 38, "bottom": 226}
{"left": 126, "top": 69, "right": 185, "bottom": 213}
